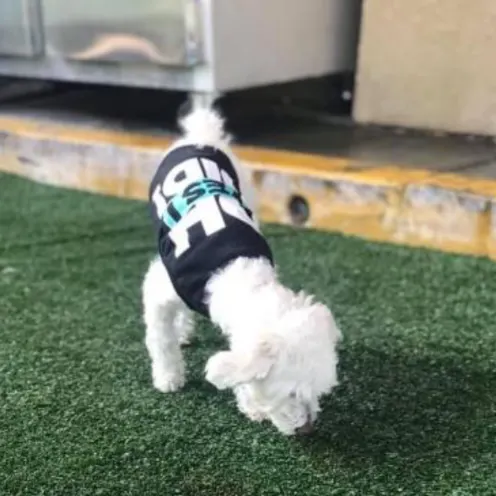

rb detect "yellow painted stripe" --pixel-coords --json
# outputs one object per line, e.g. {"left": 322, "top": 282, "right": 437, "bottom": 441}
{"left": 0, "top": 116, "right": 174, "bottom": 148}
{"left": 0, "top": 114, "right": 495, "bottom": 193}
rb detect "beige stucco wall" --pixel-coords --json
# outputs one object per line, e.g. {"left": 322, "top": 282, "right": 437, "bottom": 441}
{"left": 353, "top": 0, "right": 496, "bottom": 136}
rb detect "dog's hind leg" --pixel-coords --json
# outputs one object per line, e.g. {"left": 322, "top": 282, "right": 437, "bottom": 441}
{"left": 142, "top": 256, "right": 187, "bottom": 392}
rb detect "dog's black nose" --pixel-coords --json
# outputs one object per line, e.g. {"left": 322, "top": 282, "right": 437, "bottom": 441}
{"left": 295, "top": 420, "right": 313, "bottom": 435}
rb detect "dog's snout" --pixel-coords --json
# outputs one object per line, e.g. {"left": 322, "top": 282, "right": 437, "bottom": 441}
{"left": 295, "top": 419, "right": 313, "bottom": 435}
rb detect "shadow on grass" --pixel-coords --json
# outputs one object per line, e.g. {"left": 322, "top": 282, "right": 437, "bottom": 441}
{"left": 303, "top": 344, "right": 496, "bottom": 481}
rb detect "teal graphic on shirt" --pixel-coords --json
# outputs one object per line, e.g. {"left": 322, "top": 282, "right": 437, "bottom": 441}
{"left": 162, "top": 178, "right": 241, "bottom": 229}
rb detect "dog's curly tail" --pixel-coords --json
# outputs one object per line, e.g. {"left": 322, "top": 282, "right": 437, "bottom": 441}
{"left": 179, "top": 106, "right": 231, "bottom": 147}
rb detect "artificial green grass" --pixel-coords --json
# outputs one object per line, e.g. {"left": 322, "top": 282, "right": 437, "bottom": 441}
{"left": 1, "top": 172, "right": 495, "bottom": 496}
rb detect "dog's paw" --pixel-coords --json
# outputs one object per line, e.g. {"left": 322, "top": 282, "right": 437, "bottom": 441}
{"left": 152, "top": 372, "right": 185, "bottom": 393}
{"left": 235, "top": 388, "right": 267, "bottom": 422}
{"left": 205, "top": 352, "right": 233, "bottom": 390}
{"left": 243, "top": 409, "right": 267, "bottom": 422}
{"left": 178, "top": 335, "right": 192, "bottom": 346}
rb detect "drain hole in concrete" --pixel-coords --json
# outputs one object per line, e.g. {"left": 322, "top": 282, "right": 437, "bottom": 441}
{"left": 288, "top": 195, "right": 310, "bottom": 226}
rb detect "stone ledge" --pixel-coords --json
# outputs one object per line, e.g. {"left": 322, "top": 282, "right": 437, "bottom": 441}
{"left": 1, "top": 115, "right": 495, "bottom": 259}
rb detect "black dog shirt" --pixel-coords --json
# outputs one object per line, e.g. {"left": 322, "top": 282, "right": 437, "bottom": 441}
{"left": 149, "top": 144, "right": 274, "bottom": 317}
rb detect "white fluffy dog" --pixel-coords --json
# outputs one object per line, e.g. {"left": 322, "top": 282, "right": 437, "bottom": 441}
{"left": 142, "top": 107, "right": 342, "bottom": 435}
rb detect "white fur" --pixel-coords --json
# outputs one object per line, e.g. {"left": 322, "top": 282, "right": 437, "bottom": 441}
{"left": 142, "top": 107, "right": 342, "bottom": 435}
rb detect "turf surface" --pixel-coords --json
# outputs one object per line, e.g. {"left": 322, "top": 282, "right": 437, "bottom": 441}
{"left": 1, "top": 172, "right": 496, "bottom": 496}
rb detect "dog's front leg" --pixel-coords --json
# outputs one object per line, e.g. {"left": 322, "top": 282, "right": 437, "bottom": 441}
{"left": 142, "top": 257, "right": 186, "bottom": 393}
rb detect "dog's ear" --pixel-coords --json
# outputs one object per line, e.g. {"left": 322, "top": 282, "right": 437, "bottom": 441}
{"left": 205, "top": 341, "right": 276, "bottom": 390}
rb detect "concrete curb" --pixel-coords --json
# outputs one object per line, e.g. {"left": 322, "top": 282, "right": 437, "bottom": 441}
{"left": 1, "top": 115, "right": 495, "bottom": 259}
